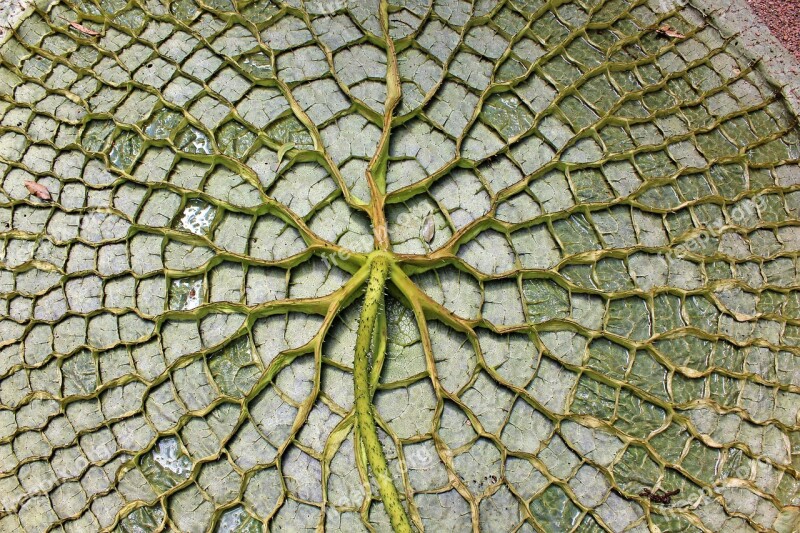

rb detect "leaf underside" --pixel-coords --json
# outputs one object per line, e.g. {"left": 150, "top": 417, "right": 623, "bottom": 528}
{"left": 0, "top": 0, "right": 798, "bottom": 532}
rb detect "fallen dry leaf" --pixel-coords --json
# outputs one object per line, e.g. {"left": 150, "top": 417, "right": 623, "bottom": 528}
{"left": 60, "top": 16, "right": 101, "bottom": 37}
{"left": 656, "top": 25, "right": 686, "bottom": 39}
{"left": 24, "top": 181, "right": 52, "bottom": 201}
{"left": 421, "top": 214, "right": 435, "bottom": 243}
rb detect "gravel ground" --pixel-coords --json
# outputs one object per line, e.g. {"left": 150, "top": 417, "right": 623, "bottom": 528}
{"left": 747, "top": 0, "right": 800, "bottom": 60}
{"left": 0, "top": 0, "right": 32, "bottom": 41}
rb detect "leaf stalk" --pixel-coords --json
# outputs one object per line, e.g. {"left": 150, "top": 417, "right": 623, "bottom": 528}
{"left": 353, "top": 252, "right": 412, "bottom": 532}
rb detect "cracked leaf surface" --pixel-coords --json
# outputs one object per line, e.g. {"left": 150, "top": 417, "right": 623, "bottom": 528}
{"left": 0, "top": 0, "right": 799, "bottom": 532}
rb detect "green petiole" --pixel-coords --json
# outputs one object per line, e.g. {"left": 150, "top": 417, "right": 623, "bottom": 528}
{"left": 353, "top": 252, "right": 412, "bottom": 533}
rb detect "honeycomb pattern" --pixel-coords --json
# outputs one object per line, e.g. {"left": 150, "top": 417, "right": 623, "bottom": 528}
{"left": 0, "top": 0, "right": 798, "bottom": 531}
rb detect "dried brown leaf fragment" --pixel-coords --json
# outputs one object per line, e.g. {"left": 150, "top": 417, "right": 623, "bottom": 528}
{"left": 24, "top": 180, "right": 52, "bottom": 201}
{"left": 656, "top": 25, "right": 686, "bottom": 39}
{"left": 59, "top": 16, "right": 100, "bottom": 37}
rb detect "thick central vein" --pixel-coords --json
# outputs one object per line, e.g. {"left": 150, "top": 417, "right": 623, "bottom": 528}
{"left": 350, "top": 3, "right": 414, "bottom": 530}
{"left": 364, "top": 0, "right": 403, "bottom": 251}
{"left": 353, "top": 253, "right": 412, "bottom": 533}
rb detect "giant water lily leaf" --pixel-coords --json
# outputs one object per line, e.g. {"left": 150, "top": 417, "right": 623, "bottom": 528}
{"left": 0, "top": 0, "right": 798, "bottom": 532}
